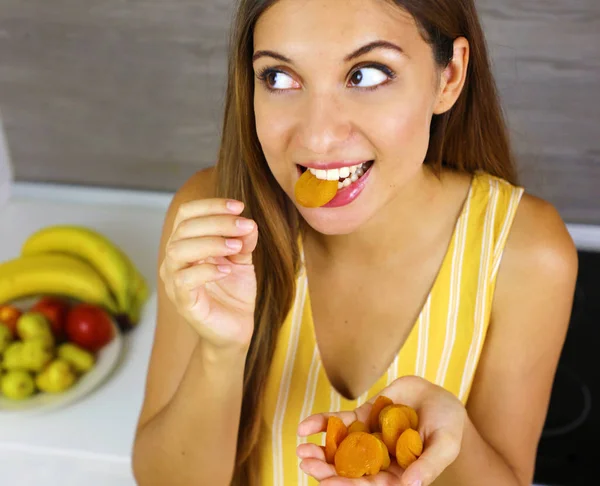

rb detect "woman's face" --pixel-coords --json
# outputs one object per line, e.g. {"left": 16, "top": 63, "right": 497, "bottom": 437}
{"left": 253, "top": 0, "right": 446, "bottom": 235}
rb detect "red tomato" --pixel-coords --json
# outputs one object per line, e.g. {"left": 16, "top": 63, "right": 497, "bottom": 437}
{"left": 65, "top": 304, "right": 115, "bottom": 352}
{"left": 31, "top": 297, "right": 70, "bottom": 339}
{"left": 0, "top": 305, "right": 22, "bottom": 338}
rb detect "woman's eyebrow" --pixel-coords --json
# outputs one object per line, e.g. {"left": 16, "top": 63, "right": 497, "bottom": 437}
{"left": 344, "top": 40, "right": 406, "bottom": 62}
{"left": 252, "top": 40, "right": 406, "bottom": 65}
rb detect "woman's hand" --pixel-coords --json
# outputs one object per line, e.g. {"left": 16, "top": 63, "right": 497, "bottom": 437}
{"left": 296, "top": 376, "right": 465, "bottom": 486}
{"left": 159, "top": 198, "right": 259, "bottom": 349}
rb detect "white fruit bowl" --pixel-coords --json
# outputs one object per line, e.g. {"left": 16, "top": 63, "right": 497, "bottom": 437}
{"left": 0, "top": 298, "right": 123, "bottom": 415}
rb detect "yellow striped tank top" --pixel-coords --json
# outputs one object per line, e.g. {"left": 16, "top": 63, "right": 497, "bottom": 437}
{"left": 258, "top": 172, "right": 524, "bottom": 485}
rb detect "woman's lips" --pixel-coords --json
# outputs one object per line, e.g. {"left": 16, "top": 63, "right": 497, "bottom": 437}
{"left": 296, "top": 160, "right": 372, "bottom": 171}
{"left": 323, "top": 161, "right": 374, "bottom": 208}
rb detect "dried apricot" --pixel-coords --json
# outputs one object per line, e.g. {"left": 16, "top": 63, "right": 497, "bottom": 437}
{"left": 395, "top": 428, "right": 423, "bottom": 469}
{"left": 334, "top": 432, "right": 385, "bottom": 478}
{"left": 398, "top": 404, "right": 419, "bottom": 430}
{"left": 348, "top": 420, "right": 369, "bottom": 434}
{"left": 379, "top": 405, "right": 411, "bottom": 456}
{"left": 368, "top": 395, "right": 393, "bottom": 432}
{"left": 323, "top": 396, "right": 422, "bottom": 477}
{"left": 371, "top": 432, "right": 391, "bottom": 470}
{"left": 294, "top": 170, "right": 338, "bottom": 208}
{"left": 325, "top": 416, "right": 348, "bottom": 464}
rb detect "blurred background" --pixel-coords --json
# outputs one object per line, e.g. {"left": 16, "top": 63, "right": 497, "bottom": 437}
{"left": 0, "top": 2, "right": 598, "bottom": 485}
{"left": 0, "top": 0, "right": 598, "bottom": 223}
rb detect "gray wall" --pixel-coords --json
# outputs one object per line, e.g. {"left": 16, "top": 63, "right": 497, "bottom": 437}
{"left": 0, "top": 0, "right": 598, "bottom": 223}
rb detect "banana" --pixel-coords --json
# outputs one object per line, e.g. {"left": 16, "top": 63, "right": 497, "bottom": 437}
{"left": 114, "top": 243, "right": 149, "bottom": 323}
{"left": 128, "top": 270, "right": 149, "bottom": 324}
{"left": 21, "top": 225, "right": 132, "bottom": 313}
{"left": 0, "top": 254, "right": 119, "bottom": 314}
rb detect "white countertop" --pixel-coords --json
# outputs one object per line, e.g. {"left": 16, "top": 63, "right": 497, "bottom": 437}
{"left": 0, "top": 182, "right": 172, "bottom": 485}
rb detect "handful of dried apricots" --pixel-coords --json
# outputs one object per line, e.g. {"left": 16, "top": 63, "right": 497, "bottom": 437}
{"left": 325, "top": 396, "right": 424, "bottom": 478}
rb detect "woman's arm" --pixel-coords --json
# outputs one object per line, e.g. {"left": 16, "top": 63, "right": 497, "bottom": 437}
{"left": 436, "top": 195, "right": 578, "bottom": 486}
{"left": 131, "top": 168, "right": 248, "bottom": 486}
{"left": 132, "top": 338, "right": 247, "bottom": 486}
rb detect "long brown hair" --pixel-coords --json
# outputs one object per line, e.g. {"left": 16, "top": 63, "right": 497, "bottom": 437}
{"left": 215, "top": 0, "right": 518, "bottom": 483}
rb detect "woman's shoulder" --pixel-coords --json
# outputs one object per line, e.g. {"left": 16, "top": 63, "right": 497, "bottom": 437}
{"left": 164, "top": 166, "right": 217, "bottom": 214}
{"left": 463, "top": 169, "right": 577, "bottom": 299}
{"left": 494, "top": 187, "right": 578, "bottom": 312}
{"left": 170, "top": 166, "right": 217, "bottom": 206}
{"left": 507, "top": 190, "right": 577, "bottom": 273}
{"left": 470, "top": 171, "right": 574, "bottom": 259}
{"left": 159, "top": 166, "right": 217, "bottom": 237}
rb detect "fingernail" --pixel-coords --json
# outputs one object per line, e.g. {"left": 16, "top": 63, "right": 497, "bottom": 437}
{"left": 409, "top": 481, "right": 422, "bottom": 486}
{"left": 225, "top": 238, "right": 243, "bottom": 250}
{"left": 236, "top": 218, "right": 254, "bottom": 230}
{"left": 227, "top": 200, "right": 244, "bottom": 212}
{"left": 217, "top": 265, "right": 231, "bottom": 274}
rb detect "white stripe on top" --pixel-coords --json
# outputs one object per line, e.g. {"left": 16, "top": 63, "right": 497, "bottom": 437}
{"left": 272, "top": 275, "right": 307, "bottom": 485}
{"left": 435, "top": 192, "right": 472, "bottom": 386}
{"left": 458, "top": 181, "right": 499, "bottom": 400}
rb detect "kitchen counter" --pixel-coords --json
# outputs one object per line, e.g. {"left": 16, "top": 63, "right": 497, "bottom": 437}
{"left": 0, "top": 181, "right": 597, "bottom": 486}
{"left": 0, "top": 182, "right": 171, "bottom": 486}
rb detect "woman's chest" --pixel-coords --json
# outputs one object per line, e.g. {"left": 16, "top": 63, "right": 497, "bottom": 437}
{"left": 306, "top": 262, "right": 439, "bottom": 400}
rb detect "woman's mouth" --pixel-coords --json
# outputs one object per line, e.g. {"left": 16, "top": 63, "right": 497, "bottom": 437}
{"left": 297, "top": 161, "right": 373, "bottom": 186}
{"left": 296, "top": 160, "right": 374, "bottom": 208}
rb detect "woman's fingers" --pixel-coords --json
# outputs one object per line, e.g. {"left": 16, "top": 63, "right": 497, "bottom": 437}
{"left": 298, "top": 411, "right": 360, "bottom": 437}
{"left": 163, "top": 197, "right": 257, "bottom": 277}
{"left": 299, "top": 458, "right": 337, "bottom": 482}
{"left": 353, "top": 400, "right": 376, "bottom": 425}
{"left": 174, "top": 263, "right": 231, "bottom": 289}
{"left": 399, "top": 430, "right": 460, "bottom": 486}
{"left": 296, "top": 443, "right": 326, "bottom": 461}
{"left": 321, "top": 474, "right": 401, "bottom": 486}
{"left": 173, "top": 213, "right": 255, "bottom": 241}
{"left": 172, "top": 198, "right": 244, "bottom": 229}
{"left": 228, "top": 223, "right": 259, "bottom": 266}
{"left": 167, "top": 213, "right": 257, "bottom": 268}
{"left": 169, "top": 263, "right": 231, "bottom": 309}
{"left": 165, "top": 237, "right": 242, "bottom": 272}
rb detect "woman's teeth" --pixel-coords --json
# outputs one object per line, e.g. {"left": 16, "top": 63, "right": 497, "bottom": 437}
{"left": 307, "top": 161, "right": 371, "bottom": 189}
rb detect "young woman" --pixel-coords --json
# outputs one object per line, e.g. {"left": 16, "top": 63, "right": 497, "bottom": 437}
{"left": 131, "top": 0, "right": 578, "bottom": 485}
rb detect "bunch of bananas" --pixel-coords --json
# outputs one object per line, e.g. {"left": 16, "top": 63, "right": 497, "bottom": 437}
{"left": 0, "top": 225, "right": 148, "bottom": 331}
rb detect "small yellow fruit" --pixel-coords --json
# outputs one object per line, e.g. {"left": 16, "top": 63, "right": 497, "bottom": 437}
{"left": 21, "top": 338, "right": 55, "bottom": 372}
{"left": 3, "top": 339, "right": 55, "bottom": 373}
{"left": 16, "top": 312, "right": 54, "bottom": 346}
{"left": 2, "top": 342, "right": 25, "bottom": 370}
{"left": 58, "top": 343, "right": 95, "bottom": 373}
{"left": 35, "top": 358, "right": 77, "bottom": 393}
{"left": 1, "top": 370, "right": 36, "bottom": 400}
{"left": 0, "top": 323, "right": 13, "bottom": 354}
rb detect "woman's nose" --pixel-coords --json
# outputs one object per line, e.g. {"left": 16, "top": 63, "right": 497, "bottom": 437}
{"left": 297, "top": 93, "right": 352, "bottom": 155}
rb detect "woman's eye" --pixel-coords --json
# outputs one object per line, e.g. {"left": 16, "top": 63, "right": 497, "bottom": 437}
{"left": 263, "top": 71, "right": 297, "bottom": 90}
{"left": 349, "top": 67, "right": 389, "bottom": 88}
